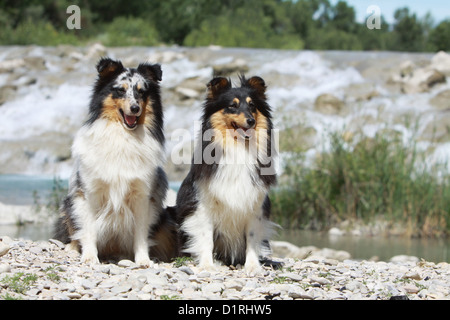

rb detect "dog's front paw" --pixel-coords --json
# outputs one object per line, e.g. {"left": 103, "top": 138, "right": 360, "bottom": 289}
{"left": 135, "top": 254, "right": 154, "bottom": 268}
{"left": 198, "top": 260, "right": 219, "bottom": 272}
{"left": 65, "top": 241, "right": 80, "bottom": 253}
{"left": 244, "top": 261, "right": 264, "bottom": 277}
{"left": 81, "top": 252, "right": 100, "bottom": 265}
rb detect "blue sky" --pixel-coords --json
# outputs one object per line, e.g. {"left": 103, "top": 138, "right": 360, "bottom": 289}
{"left": 330, "top": 0, "right": 450, "bottom": 24}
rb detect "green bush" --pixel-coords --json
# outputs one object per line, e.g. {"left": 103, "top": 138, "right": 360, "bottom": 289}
{"left": 271, "top": 130, "right": 450, "bottom": 238}
{"left": 184, "top": 7, "right": 303, "bottom": 50}
{"left": 429, "top": 19, "right": 450, "bottom": 52}
{"left": 99, "top": 16, "right": 160, "bottom": 47}
{"left": 306, "top": 28, "right": 363, "bottom": 50}
{"left": 0, "top": 19, "right": 80, "bottom": 46}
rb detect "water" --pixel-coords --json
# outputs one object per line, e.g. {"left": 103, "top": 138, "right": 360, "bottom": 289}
{"left": 277, "top": 229, "right": 450, "bottom": 263}
{"left": 0, "top": 174, "right": 64, "bottom": 205}
{"left": 0, "top": 223, "right": 54, "bottom": 242}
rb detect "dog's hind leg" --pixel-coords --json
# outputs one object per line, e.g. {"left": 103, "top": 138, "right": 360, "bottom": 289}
{"left": 244, "top": 213, "right": 265, "bottom": 276}
{"left": 133, "top": 198, "right": 154, "bottom": 268}
{"left": 72, "top": 196, "right": 100, "bottom": 265}
{"left": 182, "top": 205, "right": 216, "bottom": 270}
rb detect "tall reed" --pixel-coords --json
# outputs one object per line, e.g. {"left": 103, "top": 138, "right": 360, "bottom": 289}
{"left": 271, "top": 130, "right": 450, "bottom": 237}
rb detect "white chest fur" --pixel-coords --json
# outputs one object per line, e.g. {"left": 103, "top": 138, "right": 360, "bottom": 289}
{"left": 200, "top": 142, "right": 268, "bottom": 218}
{"left": 73, "top": 120, "right": 161, "bottom": 180}
{"left": 71, "top": 119, "right": 163, "bottom": 214}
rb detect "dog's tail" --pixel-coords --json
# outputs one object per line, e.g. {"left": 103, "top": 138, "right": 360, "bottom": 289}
{"left": 149, "top": 206, "right": 180, "bottom": 263}
{"left": 52, "top": 196, "right": 75, "bottom": 244}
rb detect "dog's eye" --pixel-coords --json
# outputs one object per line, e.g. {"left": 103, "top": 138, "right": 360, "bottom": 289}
{"left": 115, "top": 87, "right": 126, "bottom": 95}
{"left": 230, "top": 102, "right": 238, "bottom": 108}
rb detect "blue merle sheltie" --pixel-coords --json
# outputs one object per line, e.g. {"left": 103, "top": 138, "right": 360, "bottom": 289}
{"left": 54, "top": 57, "right": 178, "bottom": 266}
{"left": 175, "top": 76, "right": 278, "bottom": 275}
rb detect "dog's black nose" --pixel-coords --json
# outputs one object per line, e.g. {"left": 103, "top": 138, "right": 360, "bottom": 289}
{"left": 130, "top": 105, "right": 140, "bottom": 114}
{"left": 247, "top": 118, "right": 256, "bottom": 127}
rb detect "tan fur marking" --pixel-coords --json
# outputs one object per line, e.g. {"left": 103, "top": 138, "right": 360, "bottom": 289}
{"left": 67, "top": 240, "right": 80, "bottom": 252}
{"left": 75, "top": 188, "right": 85, "bottom": 200}
{"left": 102, "top": 94, "right": 123, "bottom": 123}
{"left": 246, "top": 97, "right": 252, "bottom": 104}
{"left": 143, "top": 98, "right": 154, "bottom": 126}
{"left": 247, "top": 77, "right": 267, "bottom": 99}
{"left": 99, "top": 64, "right": 120, "bottom": 78}
{"left": 210, "top": 110, "right": 231, "bottom": 140}
{"left": 65, "top": 213, "right": 77, "bottom": 239}
{"left": 210, "top": 109, "right": 260, "bottom": 144}
{"left": 102, "top": 94, "right": 150, "bottom": 126}
{"left": 254, "top": 110, "right": 268, "bottom": 131}
{"left": 207, "top": 78, "right": 230, "bottom": 99}
{"left": 228, "top": 113, "right": 248, "bottom": 128}
{"left": 255, "top": 110, "right": 269, "bottom": 150}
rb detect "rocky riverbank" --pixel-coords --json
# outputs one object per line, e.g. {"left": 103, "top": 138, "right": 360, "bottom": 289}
{"left": 1, "top": 235, "right": 449, "bottom": 300}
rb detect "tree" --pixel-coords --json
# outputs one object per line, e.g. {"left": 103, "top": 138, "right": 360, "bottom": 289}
{"left": 312, "top": 0, "right": 333, "bottom": 28}
{"left": 306, "top": 28, "right": 362, "bottom": 50}
{"left": 286, "top": 0, "right": 316, "bottom": 39}
{"left": 295, "top": 0, "right": 362, "bottom": 50}
{"left": 392, "top": 7, "right": 425, "bottom": 52}
{"left": 356, "top": 15, "right": 392, "bottom": 51}
{"left": 184, "top": 4, "right": 303, "bottom": 49}
{"left": 148, "top": 0, "right": 218, "bottom": 44}
{"left": 331, "top": 0, "right": 357, "bottom": 33}
{"left": 429, "top": 19, "right": 450, "bottom": 51}
{"left": 102, "top": 16, "right": 160, "bottom": 47}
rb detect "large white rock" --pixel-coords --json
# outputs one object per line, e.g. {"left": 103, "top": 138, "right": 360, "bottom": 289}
{"left": 390, "top": 255, "right": 419, "bottom": 263}
{"left": 270, "top": 240, "right": 351, "bottom": 261}
{"left": 401, "top": 67, "right": 446, "bottom": 94}
{"left": 389, "top": 58, "right": 447, "bottom": 94}
{"left": 0, "top": 241, "right": 10, "bottom": 257}
{"left": 0, "top": 202, "right": 51, "bottom": 225}
{"left": 431, "top": 51, "right": 450, "bottom": 76}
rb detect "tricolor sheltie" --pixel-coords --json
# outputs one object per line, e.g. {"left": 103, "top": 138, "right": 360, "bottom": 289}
{"left": 176, "top": 76, "right": 278, "bottom": 275}
{"left": 54, "top": 57, "right": 177, "bottom": 266}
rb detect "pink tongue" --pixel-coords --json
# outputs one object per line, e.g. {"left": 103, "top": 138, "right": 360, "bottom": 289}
{"left": 124, "top": 114, "right": 136, "bottom": 126}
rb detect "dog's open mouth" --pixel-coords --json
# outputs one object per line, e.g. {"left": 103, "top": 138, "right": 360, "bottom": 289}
{"left": 231, "top": 122, "right": 254, "bottom": 139}
{"left": 119, "top": 109, "right": 139, "bottom": 130}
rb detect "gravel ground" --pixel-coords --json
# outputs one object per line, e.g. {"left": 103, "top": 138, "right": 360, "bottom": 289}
{"left": 0, "top": 235, "right": 449, "bottom": 300}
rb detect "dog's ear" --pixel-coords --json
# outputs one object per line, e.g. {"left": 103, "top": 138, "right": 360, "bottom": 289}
{"left": 206, "top": 77, "right": 231, "bottom": 99}
{"left": 137, "top": 63, "right": 162, "bottom": 82}
{"left": 243, "top": 76, "right": 267, "bottom": 100}
{"left": 96, "top": 57, "right": 124, "bottom": 78}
